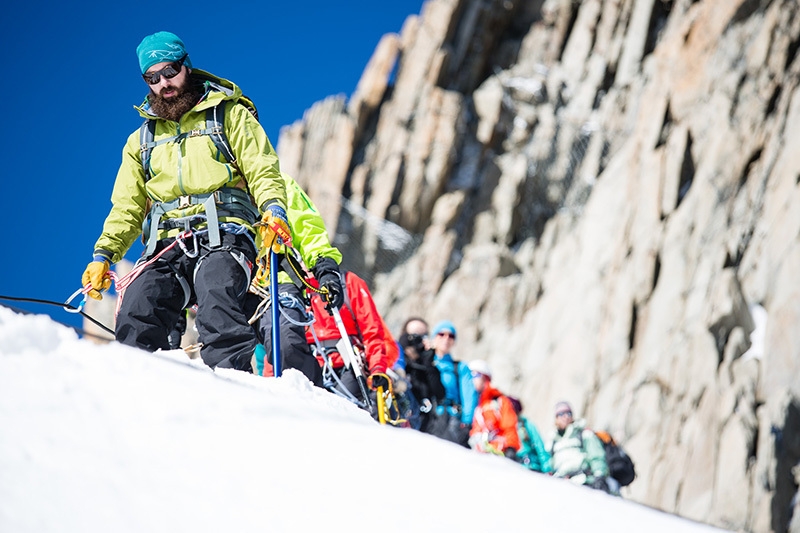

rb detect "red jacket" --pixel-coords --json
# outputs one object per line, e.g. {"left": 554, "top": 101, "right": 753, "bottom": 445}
{"left": 305, "top": 271, "right": 390, "bottom": 375}
{"left": 470, "top": 385, "right": 521, "bottom": 453}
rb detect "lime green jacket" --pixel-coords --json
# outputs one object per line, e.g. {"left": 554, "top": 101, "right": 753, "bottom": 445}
{"left": 277, "top": 174, "right": 342, "bottom": 283}
{"left": 93, "top": 70, "right": 286, "bottom": 264}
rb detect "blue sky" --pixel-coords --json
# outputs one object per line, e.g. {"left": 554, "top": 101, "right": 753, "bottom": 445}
{"left": 0, "top": 0, "right": 424, "bottom": 330}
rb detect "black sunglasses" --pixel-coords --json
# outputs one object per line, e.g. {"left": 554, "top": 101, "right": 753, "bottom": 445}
{"left": 555, "top": 411, "right": 573, "bottom": 418}
{"left": 142, "top": 55, "right": 187, "bottom": 85}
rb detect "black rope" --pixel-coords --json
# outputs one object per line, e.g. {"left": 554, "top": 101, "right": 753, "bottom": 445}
{"left": 0, "top": 295, "right": 115, "bottom": 338}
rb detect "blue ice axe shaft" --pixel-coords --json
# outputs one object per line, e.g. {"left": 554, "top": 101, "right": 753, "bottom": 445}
{"left": 270, "top": 249, "right": 281, "bottom": 377}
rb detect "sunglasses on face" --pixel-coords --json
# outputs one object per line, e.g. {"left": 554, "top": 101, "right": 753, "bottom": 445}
{"left": 436, "top": 332, "right": 455, "bottom": 339}
{"left": 470, "top": 372, "right": 486, "bottom": 379}
{"left": 142, "top": 55, "right": 187, "bottom": 85}
{"left": 555, "top": 411, "right": 573, "bottom": 418}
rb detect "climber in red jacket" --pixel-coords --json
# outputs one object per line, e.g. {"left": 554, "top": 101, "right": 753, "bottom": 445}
{"left": 468, "top": 360, "right": 521, "bottom": 459}
{"left": 305, "top": 270, "right": 394, "bottom": 407}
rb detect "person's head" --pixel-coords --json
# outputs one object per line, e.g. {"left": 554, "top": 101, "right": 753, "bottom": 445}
{"left": 431, "top": 320, "right": 457, "bottom": 355}
{"left": 554, "top": 401, "right": 574, "bottom": 431}
{"left": 469, "top": 360, "right": 492, "bottom": 393}
{"left": 400, "top": 317, "right": 429, "bottom": 360}
{"left": 136, "top": 31, "right": 199, "bottom": 121}
{"left": 403, "top": 317, "right": 429, "bottom": 337}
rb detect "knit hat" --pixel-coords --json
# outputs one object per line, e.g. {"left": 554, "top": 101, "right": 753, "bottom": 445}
{"left": 554, "top": 401, "right": 573, "bottom": 416}
{"left": 431, "top": 320, "right": 457, "bottom": 339}
{"left": 136, "top": 31, "right": 193, "bottom": 74}
{"left": 469, "top": 359, "right": 492, "bottom": 379}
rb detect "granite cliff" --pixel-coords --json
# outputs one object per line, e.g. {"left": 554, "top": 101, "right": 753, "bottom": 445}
{"left": 277, "top": 1, "right": 800, "bottom": 530}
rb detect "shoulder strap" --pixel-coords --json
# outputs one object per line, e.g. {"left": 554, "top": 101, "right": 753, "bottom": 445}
{"left": 453, "top": 360, "right": 463, "bottom": 405}
{"left": 139, "top": 119, "right": 157, "bottom": 181}
{"left": 206, "top": 100, "right": 238, "bottom": 168}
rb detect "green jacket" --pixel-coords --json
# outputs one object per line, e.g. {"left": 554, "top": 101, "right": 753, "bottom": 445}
{"left": 277, "top": 173, "right": 342, "bottom": 283}
{"left": 93, "top": 70, "right": 286, "bottom": 264}
{"left": 548, "top": 419, "right": 609, "bottom": 482}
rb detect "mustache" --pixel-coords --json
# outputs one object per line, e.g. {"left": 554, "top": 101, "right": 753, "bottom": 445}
{"left": 157, "top": 85, "right": 182, "bottom": 98}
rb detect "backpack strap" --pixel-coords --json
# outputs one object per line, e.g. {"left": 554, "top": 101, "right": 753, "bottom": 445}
{"left": 206, "top": 101, "right": 242, "bottom": 173}
{"left": 139, "top": 119, "right": 158, "bottom": 182}
{"left": 452, "top": 360, "right": 463, "bottom": 409}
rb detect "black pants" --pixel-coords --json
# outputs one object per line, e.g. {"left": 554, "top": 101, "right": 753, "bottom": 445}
{"left": 248, "top": 283, "right": 323, "bottom": 387}
{"left": 116, "top": 231, "right": 257, "bottom": 371}
{"left": 325, "top": 364, "right": 362, "bottom": 400}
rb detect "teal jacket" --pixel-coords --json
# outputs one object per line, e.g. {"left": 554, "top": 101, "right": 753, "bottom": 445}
{"left": 433, "top": 354, "right": 478, "bottom": 425}
{"left": 516, "top": 416, "right": 552, "bottom": 473}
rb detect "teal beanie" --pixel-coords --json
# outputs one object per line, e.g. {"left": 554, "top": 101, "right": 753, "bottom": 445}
{"left": 136, "top": 31, "right": 193, "bottom": 74}
{"left": 432, "top": 320, "right": 457, "bottom": 339}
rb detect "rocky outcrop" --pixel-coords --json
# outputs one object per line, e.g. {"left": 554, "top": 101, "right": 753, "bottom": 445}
{"left": 277, "top": 0, "right": 800, "bottom": 530}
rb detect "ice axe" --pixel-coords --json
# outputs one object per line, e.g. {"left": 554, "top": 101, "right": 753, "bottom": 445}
{"left": 330, "top": 306, "right": 372, "bottom": 410}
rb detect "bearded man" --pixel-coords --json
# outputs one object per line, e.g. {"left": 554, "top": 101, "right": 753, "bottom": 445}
{"left": 80, "top": 31, "right": 304, "bottom": 372}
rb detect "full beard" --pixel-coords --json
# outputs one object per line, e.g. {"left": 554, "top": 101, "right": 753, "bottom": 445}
{"left": 148, "top": 77, "right": 204, "bottom": 122}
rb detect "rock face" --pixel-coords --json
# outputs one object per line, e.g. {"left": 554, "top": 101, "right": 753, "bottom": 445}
{"left": 277, "top": 0, "right": 800, "bottom": 530}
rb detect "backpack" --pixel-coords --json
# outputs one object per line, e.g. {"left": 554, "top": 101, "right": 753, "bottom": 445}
{"left": 594, "top": 430, "right": 636, "bottom": 486}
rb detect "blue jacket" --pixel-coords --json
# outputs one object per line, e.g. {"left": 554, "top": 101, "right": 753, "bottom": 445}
{"left": 393, "top": 342, "right": 406, "bottom": 371}
{"left": 516, "top": 416, "right": 552, "bottom": 473}
{"left": 433, "top": 354, "right": 477, "bottom": 425}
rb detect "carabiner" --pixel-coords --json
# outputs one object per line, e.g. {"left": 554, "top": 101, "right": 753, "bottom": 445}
{"left": 64, "top": 288, "right": 87, "bottom": 313}
{"left": 177, "top": 230, "right": 199, "bottom": 258}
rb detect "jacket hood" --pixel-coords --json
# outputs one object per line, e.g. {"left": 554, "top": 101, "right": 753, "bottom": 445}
{"left": 569, "top": 419, "right": 587, "bottom": 432}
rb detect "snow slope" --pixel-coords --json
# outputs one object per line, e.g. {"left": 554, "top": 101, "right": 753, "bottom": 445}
{"left": 0, "top": 307, "right": 728, "bottom": 532}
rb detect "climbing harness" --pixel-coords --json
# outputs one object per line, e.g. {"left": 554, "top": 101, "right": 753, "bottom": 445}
{"left": 142, "top": 189, "right": 260, "bottom": 257}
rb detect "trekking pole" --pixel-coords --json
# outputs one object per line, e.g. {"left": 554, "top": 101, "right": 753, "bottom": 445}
{"left": 270, "top": 249, "right": 281, "bottom": 377}
{"left": 330, "top": 306, "right": 372, "bottom": 410}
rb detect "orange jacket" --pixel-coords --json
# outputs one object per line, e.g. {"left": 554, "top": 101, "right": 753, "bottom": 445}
{"left": 305, "top": 271, "right": 390, "bottom": 375}
{"left": 470, "top": 385, "right": 521, "bottom": 453}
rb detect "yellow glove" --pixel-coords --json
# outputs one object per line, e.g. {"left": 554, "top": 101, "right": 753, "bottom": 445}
{"left": 258, "top": 204, "right": 292, "bottom": 254}
{"left": 81, "top": 260, "right": 111, "bottom": 300}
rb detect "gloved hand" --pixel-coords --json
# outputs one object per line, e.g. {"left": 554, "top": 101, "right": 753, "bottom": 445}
{"left": 312, "top": 256, "right": 344, "bottom": 311}
{"left": 503, "top": 447, "right": 518, "bottom": 460}
{"left": 82, "top": 259, "right": 111, "bottom": 300}
{"left": 259, "top": 203, "right": 292, "bottom": 254}
{"left": 368, "top": 373, "right": 391, "bottom": 391}
{"left": 589, "top": 476, "right": 610, "bottom": 493}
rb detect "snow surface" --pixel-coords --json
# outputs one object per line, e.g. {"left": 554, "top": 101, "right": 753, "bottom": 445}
{"left": 0, "top": 306, "right": 728, "bottom": 532}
